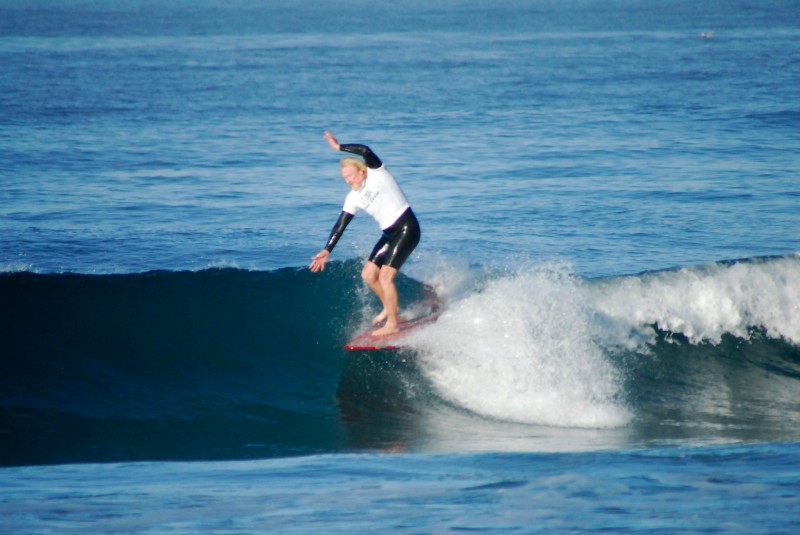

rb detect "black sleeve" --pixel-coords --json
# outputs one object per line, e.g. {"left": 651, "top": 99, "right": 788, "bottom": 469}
{"left": 324, "top": 211, "right": 354, "bottom": 252}
{"left": 339, "top": 143, "right": 383, "bottom": 169}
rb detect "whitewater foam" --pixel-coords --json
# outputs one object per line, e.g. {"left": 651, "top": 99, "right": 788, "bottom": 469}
{"left": 407, "top": 255, "right": 800, "bottom": 429}
{"left": 589, "top": 255, "right": 800, "bottom": 346}
{"left": 410, "top": 264, "right": 631, "bottom": 429}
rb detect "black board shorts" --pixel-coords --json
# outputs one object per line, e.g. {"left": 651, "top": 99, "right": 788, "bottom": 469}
{"left": 368, "top": 208, "right": 421, "bottom": 270}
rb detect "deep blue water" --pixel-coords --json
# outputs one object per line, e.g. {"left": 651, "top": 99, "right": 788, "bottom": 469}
{"left": 2, "top": 0, "right": 799, "bottom": 532}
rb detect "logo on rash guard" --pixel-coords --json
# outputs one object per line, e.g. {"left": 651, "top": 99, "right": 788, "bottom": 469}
{"left": 361, "top": 189, "right": 379, "bottom": 207}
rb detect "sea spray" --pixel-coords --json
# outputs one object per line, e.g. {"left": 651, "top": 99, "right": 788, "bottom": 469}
{"left": 410, "top": 265, "right": 631, "bottom": 428}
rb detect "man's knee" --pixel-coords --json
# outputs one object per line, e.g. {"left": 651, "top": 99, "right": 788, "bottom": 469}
{"left": 361, "top": 263, "right": 379, "bottom": 284}
{"left": 378, "top": 266, "right": 397, "bottom": 289}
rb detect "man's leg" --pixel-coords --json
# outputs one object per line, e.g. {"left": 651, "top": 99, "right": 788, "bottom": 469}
{"left": 362, "top": 261, "right": 388, "bottom": 325}
{"left": 371, "top": 265, "right": 400, "bottom": 336}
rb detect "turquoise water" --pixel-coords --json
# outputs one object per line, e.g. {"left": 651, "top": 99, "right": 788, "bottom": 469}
{"left": 1, "top": 0, "right": 799, "bottom": 532}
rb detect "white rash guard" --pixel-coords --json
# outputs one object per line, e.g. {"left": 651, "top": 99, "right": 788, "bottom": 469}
{"left": 342, "top": 164, "right": 410, "bottom": 230}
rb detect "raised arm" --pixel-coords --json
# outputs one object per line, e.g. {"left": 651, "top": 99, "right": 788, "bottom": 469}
{"left": 339, "top": 144, "right": 382, "bottom": 169}
{"left": 324, "top": 130, "right": 383, "bottom": 169}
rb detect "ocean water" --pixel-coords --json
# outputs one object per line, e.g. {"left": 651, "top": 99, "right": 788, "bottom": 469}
{"left": 2, "top": 0, "right": 799, "bottom": 532}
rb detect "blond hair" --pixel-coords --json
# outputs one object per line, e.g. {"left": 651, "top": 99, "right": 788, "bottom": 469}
{"left": 340, "top": 157, "right": 367, "bottom": 173}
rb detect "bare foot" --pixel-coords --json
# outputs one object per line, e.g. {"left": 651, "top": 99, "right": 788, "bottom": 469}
{"left": 371, "top": 323, "right": 400, "bottom": 336}
{"left": 372, "top": 310, "right": 388, "bottom": 325}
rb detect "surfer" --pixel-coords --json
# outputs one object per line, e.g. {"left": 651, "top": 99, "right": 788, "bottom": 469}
{"left": 310, "top": 131, "right": 421, "bottom": 336}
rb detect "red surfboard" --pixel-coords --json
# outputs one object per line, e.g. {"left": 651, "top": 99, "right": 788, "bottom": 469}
{"left": 344, "top": 300, "right": 442, "bottom": 351}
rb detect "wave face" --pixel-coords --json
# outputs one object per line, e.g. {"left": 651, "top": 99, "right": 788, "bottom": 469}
{"left": 2, "top": 255, "right": 799, "bottom": 466}
{"left": 0, "top": 262, "right": 410, "bottom": 466}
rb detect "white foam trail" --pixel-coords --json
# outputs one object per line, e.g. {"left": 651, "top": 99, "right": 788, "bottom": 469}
{"left": 588, "top": 255, "right": 800, "bottom": 346}
{"left": 410, "top": 264, "right": 631, "bottom": 429}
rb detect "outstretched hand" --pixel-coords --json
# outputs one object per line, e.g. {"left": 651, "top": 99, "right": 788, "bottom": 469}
{"left": 324, "top": 131, "right": 340, "bottom": 151}
{"left": 309, "top": 249, "right": 330, "bottom": 272}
